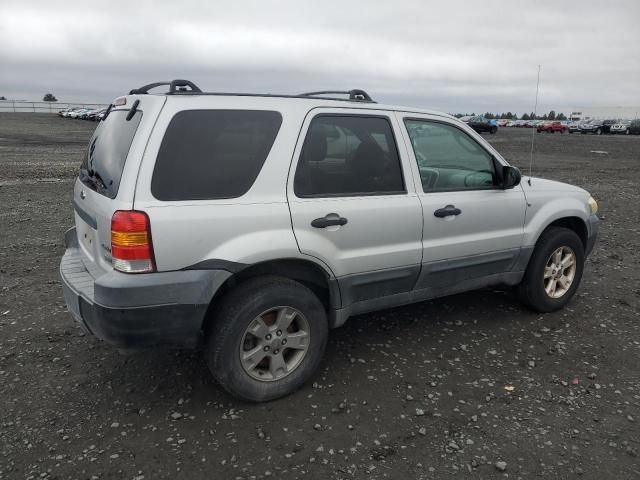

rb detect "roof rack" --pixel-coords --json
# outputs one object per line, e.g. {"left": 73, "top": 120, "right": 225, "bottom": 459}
{"left": 299, "top": 89, "right": 374, "bottom": 102}
{"left": 128, "top": 80, "right": 375, "bottom": 103}
{"left": 129, "top": 79, "right": 202, "bottom": 95}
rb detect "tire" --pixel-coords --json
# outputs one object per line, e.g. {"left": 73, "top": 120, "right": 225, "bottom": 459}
{"left": 490, "top": 126, "right": 497, "bottom": 134}
{"left": 204, "top": 275, "right": 328, "bottom": 402}
{"left": 595, "top": 128, "right": 602, "bottom": 135}
{"left": 626, "top": 129, "right": 630, "bottom": 135}
{"left": 517, "top": 227, "right": 585, "bottom": 313}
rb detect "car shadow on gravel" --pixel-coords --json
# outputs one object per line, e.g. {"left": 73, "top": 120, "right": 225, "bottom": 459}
{"left": 83, "top": 287, "right": 530, "bottom": 406}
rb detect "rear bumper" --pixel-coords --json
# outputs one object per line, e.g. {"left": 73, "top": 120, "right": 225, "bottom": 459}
{"left": 60, "top": 227, "right": 231, "bottom": 348}
{"left": 585, "top": 214, "right": 599, "bottom": 257}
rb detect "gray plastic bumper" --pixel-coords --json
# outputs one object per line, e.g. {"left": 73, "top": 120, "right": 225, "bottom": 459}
{"left": 60, "top": 227, "right": 231, "bottom": 348}
{"left": 585, "top": 214, "right": 599, "bottom": 256}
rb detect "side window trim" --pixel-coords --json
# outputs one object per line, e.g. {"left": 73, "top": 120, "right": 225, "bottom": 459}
{"left": 293, "top": 113, "right": 408, "bottom": 199}
{"left": 402, "top": 117, "right": 500, "bottom": 194}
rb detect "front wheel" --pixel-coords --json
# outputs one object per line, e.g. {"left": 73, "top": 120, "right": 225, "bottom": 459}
{"left": 204, "top": 276, "right": 328, "bottom": 402}
{"left": 517, "top": 227, "right": 585, "bottom": 313}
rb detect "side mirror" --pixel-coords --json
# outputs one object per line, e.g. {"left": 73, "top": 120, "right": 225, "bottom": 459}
{"left": 502, "top": 165, "right": 521, "bottom": 189}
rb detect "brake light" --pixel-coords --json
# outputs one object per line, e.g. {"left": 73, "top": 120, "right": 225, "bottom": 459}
{"left": 111, "top": 211, "right": 155, "bottom": 273}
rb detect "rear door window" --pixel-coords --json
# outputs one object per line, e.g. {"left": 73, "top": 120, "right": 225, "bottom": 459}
{"left": 80, "top": 110, "right": 143, "bottom": 199}
{"left": 294, "top": 115, "right": 405, "bottom": 197}
{"left": 151, "top": 110, "right": 282, "bottom": 201}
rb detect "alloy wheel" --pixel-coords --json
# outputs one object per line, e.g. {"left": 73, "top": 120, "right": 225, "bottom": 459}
{"left": 239, "top": 306, "right": 310, "bottom": 381}
{"left": 543, "top": 246, "right": 577, "bottom": 299}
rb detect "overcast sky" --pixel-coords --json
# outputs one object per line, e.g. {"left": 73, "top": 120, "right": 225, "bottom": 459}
{"left": 1, "top": 0, "right": 639, "bottom": 114}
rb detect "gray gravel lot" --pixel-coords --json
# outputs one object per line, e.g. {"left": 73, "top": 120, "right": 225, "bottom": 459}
{"left": 1, "top": 113, "right": 639, "bottom": 479}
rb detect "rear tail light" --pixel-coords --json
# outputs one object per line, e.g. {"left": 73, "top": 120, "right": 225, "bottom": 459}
{"left": 111, "top": 210, "right": 156, "bottom": 273}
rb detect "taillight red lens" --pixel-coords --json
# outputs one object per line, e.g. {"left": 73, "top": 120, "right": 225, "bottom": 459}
{"left": 111, "top": 211, "right": 155, "bottom": 273}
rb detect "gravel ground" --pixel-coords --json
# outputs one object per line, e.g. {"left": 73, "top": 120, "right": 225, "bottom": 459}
{"left": 1, "top": 113, "right": 639, "bottom": 480}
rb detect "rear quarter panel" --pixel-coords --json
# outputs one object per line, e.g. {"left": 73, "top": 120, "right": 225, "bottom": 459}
{"left": 132, "top": 96, "right": 318, "bottom": 272}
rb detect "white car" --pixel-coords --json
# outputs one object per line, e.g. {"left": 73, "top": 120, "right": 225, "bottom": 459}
{"left": 60, "top": 79, "right": 599, "bottom": 401}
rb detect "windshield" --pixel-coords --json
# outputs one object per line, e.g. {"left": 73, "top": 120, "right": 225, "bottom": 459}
{"left": 80, "top": 110, "right": 142, "bottom": 199}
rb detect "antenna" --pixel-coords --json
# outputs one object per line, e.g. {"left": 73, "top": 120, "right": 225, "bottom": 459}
{"left": 528, "top": 65, "right": 541, "bottom": 186}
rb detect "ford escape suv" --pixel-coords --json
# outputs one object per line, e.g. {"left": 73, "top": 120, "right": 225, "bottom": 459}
{"left": 60, "top": 80, "right": 599, "bottom": 402}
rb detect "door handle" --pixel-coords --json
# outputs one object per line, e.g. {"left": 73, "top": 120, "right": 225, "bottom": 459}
{"left": 311, "top": 214, "right": 348, "bottom": 228}
{"left": 434, "top": 205, "right": 462, "bottom": 218}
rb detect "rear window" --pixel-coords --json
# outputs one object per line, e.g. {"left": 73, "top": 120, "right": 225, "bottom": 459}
{"left": 151, "top": 110, "right": 282, "bottom": 201}
{"left": 80, "top": 110, "right": 143, "bottom": 199}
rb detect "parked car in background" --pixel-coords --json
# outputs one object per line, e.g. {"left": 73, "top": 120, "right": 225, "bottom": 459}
{"left": 505, "top": 121, "right": 516, "bottom": 127}
{"left": 628, "top": 119, "right": 640, "bottom": 135}
{"left": 580, "top": 119, "right": 605, "bottom": 135}
{"left": 497, "top": 119, "right": 510, "bottom": 127}
{"left": 601, "top": 119, "right": 618, "bottom": 134}
{"left": 610, "top": 120, "right": 631, "bottom": 135}
{"left": 568, "top": 122, "right": 580, "bottom": 133}
{"left": 68, "top": 108, "right": 91, "bottom": 119}
{"left": 467, "top": 116, "right": 498, "bottom": 134}
{"left": 84, "top": 108, "right": 107, "bottom": 121}
{"left": 514, "top": 120, "right": 527, "bottom": 127}
{"left": 538, "top": 121, "right": 568, "bottom": 134}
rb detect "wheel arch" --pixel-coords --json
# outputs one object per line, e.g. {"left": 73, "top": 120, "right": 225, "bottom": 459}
{"left": 203, "top": 258, "right": 341, "bottom": 331}
{"left": 539, "top": 216, "right": 588, "bottom": 250}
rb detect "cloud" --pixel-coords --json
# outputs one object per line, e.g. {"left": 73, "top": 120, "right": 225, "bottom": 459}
{"left": 1, "top": 0, "right": 639, "bottom": 113}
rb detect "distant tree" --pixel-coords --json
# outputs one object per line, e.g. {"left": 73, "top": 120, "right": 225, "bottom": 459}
{"left": 541, "top": 113, "right": 548, "bottom": 120}
{"left": 529, "top": 112, "right": 536, "bottom": 120}
{"left": 0, "top": 96, "right": 6, "bottom": 100}
{"left": 548, "top": 110, "right": 556, "bottom": 120}
{"left": 485, "top": 112, "right": 495, "bottom": 119}
{"left": 522, "top": 113, "right": 530, "bottom": 120}
{"left": 506, "top": 112, "right": 514, "bottom": 119}
{"left": 556, "top": 112, "right": 567, "bottom": 120}
{"left": 43, "top": 93, "right": 58, "bottom": 102}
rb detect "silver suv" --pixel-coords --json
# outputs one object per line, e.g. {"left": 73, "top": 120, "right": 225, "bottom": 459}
{"left": 60, "top": 79, "right": 599, "bottom": 401}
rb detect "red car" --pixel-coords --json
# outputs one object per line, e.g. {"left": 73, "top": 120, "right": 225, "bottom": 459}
{"left": 537, "top": 121, "right": 568, "bottom": 133}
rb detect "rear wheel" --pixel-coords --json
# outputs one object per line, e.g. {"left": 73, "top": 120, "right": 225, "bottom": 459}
{"left": 204, "top": 276, "right": 328, "bottom": 402}
{"left": 517, "top": 227, "right": 585, "bottom": 313}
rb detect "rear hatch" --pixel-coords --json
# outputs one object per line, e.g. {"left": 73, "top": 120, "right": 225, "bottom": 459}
{"left": 72, "top": 95, "right": 166, "bottom": 275}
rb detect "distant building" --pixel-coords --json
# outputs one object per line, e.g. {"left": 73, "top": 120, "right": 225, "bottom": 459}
{"left": 568, "top": 107, "right": 640, "bottom": 121}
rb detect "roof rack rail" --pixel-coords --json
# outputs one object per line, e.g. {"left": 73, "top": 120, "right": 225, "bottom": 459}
{"left": 129, "top": 79, "right": 202, "bottom": 95}
{"left": 299, "top": 89, "right": 375, "bottom": 102}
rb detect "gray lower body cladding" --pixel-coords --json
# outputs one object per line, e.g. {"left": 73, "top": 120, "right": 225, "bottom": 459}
{"left": 332, "top": 246, "right": 531, "bottom": 327}
{"left": 585, "top": 214, "right": 599, "bottom": 256}
{"left": 60, "top": 227, "right": 231, "bottom": 348}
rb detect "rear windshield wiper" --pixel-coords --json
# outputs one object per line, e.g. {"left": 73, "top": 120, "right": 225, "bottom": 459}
{"left": 80, "top": 167, "right": 109, "bottom": 193}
